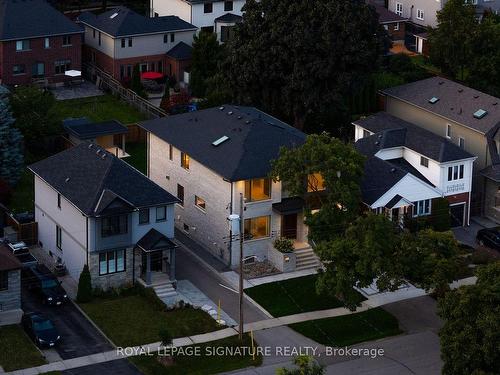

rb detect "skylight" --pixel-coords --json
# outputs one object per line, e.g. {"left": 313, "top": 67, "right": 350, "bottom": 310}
{"left": 212, "top": 136, "right": 229, "bottom": 147}
{"left": 110, "top": 12, "right": 119, "bottom": 19}
{"left": 429, "top": 97, "right": 439, "bottom": 104}
{"left": 473, "top": 109, "right": 488, "bottom": 119}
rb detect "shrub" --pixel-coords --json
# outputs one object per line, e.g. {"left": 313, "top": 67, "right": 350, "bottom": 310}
{"left": 159, "top": 328, "right": 173, "bottom": 347}
{"left": 273, "top": 238, "right": 294, "bottom": 253}
{"left": 77, "top": 264, "right": 92, "bottom": 303}
{"left": 430, "top": 198, "right": 451, "bottom": 232}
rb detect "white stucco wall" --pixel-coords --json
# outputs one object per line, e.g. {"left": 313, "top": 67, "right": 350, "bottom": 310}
{"left": 151, "top": 0, "right": 192, "bottom": 21}
{"left": 114, "top": 31, "right": 196, "bottom": 59}
{"left": 388, "top": 0, "right": 444, "bottom": 27}
{"left": 83, "top": 25, "right": 115, "bottom": 57}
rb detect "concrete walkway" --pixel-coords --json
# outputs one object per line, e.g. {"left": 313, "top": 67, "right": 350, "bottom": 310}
{"left": 222, "top": 268, "right": 318, "bottom": 289}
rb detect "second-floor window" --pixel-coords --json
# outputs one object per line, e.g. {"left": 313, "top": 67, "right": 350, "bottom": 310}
{"left": 62, "top": 35, "right": 71, "bottom": 46}
{"left": 204, "top": 2, "right": 213, "bottom": 13}
{"left": 307, "top": 173, "right": 326, "bottom": 192}
{"left": 44, "top": 37, "right": 50, "bottom": 49}
{"left": 128, "top": 38, "right": 133, "bottom": 47}
{"left": 121, "top": 38, "right": 126, "bottom": 48}
{"left": 446, "top": 124, "right": 452, "bottom": 139}
{"left": 244, "top": 178, "right": 271, "bottom": 202}
{"left": 181, "top": 152, "right": 190, "bottom": 169}
{"left": 169, "top": 144, "right": 173, "bottom": 160}
{"left": 101, "top": 215, "right": 128, "bottom": 237}
{"left": 57, "top": 193, "right": 61, "bottom": 209}
{"left": 15, "top": 40, "right": 30, "bottom": 51}
{"left": 416, "top": 9, "right": 424, "bottom": 21}
{"left": 395, "top": 2, "right": 403, "bottom": 16}
{"left": 56, "top": 225, "right": 62, "bottom": 250}
{"left": 458, "top": 137, "right": 465, "bottom": 149}
{"left": 177, "top": 184, "right": 185, "bottom": 206}
{"left": 224, "top": 1, "right": 233, "bottom": 11}
{"left": 156, "top": 206, "right": 166, "bottom": 222}
{"left": 139, "top": 208, "right": 150, "bottom": 224}
{"left": 420, "top": 156, "right": 429, "bottom": 168}
{"left": 448, "top": 165, "right": 464, "bottom": 181}
{"left": 195, "top": 196, "right": 206, "bottom": 210}
{"left": 98, "top": 32, "right": 101, "bottom": 46}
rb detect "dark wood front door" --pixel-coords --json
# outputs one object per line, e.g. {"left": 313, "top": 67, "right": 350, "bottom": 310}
{"left": 282, "top": 214, "right": 298, "bottom": 239}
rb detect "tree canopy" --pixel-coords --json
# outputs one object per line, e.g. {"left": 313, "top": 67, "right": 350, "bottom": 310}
{"left": 438, "top": 262, "right": 500, "bottom": 375}
{"left": 224, "top": 0, "right": 389, "bottom": 130}
{"left": 0, "top": 93, "right": 24, "bottom": 186}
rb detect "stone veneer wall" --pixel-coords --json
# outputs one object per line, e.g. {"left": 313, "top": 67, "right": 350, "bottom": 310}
{"left": 88, "top": 247, "right": 140, "bottom": 290}
{"left": 0, "top": 270, "right": 21, "bottom": 311}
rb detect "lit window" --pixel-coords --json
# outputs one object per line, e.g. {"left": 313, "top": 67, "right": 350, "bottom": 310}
{"left": 244, "top": 178, "right": 271, "bottom": 202}
{"left": 195, "top": 196, "right": 206, "bottom": 210}
{"left": 15, "top": 40, "right": 30, "bottom": 51}
{"left": 181, "top": 152, "right": 190, "bottom": 169}
{"left": 244, "top": 216, "right": 270, "bottom": 240}
{"left": 307, "top": 173, "right": 326, "bottom": 192}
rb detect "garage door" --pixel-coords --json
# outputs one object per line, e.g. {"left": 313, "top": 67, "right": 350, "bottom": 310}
{"left": 450, "top": 203, "right": 465, "bottom": 227}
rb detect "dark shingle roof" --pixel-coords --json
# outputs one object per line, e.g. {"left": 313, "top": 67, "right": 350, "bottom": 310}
{"left": 28, "top": 143, "right": 178, "bottom": 216}
{"left": 0, "top": 0, "right": 83, "bottom": 40}
{"left": 353, "top": 112, "right": 475, "bottom": 162}
{"left": 78, "top": 6, "right": 196, "bottom": 37}
{"left": 166, "top": 42, "right": 192, "bottom": 60}
{"left": 381, "top": 77, "right": 500, "bottom": 135}
{"left": 139, "top": 105, "right": 306, "bottom": 181}
{"left": 136, "top": 229, "right": 177, "bottom": 252}
{"left": 64, "top": 118, "right": 128, "bottom": 140}
{"left": 214, "top": 13, "right": 243, "bottom": 23}
{"left": 368, "top": 1, "right": 407, "bottom": 23}
{"left": 0, "top": 244, "right": 22, "bottom": 271}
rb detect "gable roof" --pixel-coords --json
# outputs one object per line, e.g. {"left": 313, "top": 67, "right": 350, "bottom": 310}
{"left": 353, "top": 112, "right": 475, "bottom": 162}
{"left": 139, "top": 105, "right": 306, "bottom": 181}
{"left": 0, "top": 0, "right": 83, "bottom": 41}
{"left": 28, "top": 143, "right": 178, "bottom": 217}
{"left": 368, "top": 1, "right": 407, "bottom": 23}
{"left": 78, "top": 6, "right": 196, "bottom": 37}
{"left": 0, "top": 244, "right": 22, "bottom": 271}
{"left": 166, "top": 41, "right": 193, "bottom": 60}
{"left": 214, "top": 13, "right": 243, "bottom": 23}
{"left": 381, "top": 77, "right": 500, "bottom": 135}
{"left": 63, "top": 118, "right": 128, "bottom": 140}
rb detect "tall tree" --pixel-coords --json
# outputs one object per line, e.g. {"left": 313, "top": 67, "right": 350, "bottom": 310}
{"left": 224, "top": 0, "right": 389, "bottom": 130}
{"left": 190, "top": 31, "right": 225, "bottom": 97}
{"left": 438, "top": 262, "right": 500, "bottom": 375}
{"left": 0, "top": 96, "right": 24, "bottom": 186}
{"left": 428, "top": 0, "right": 477, "bottom": 80}
{"left": 270, "top": 133, "right": 365, "bottom": 242}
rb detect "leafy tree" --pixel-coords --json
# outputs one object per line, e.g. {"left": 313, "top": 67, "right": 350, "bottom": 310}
{"left": 438, "top": 262, "right": 500, "bottom": 375}
{"left": 10, "top": 86, "right": 57, "bottom": 151}
{"left": 428, "top": 0, "right": 477, "bottom": 80}
{"left": 467, "top": 14, "right": 500, "bottom": 97}
{"left": 0, "top": 96, "right": 24, "bottom": 186}
{"left": 224, "top": 0, "right": 389, "bottom": 130}
{"left": 76, "top": 264, "right": 92, "bottom": 303}
{"left": 429, "top": 197, "right": 451, "bottom": 232}
{"left": 270, "top": 133, "right": 365, "bottom": 242}
{"left": 190, "top": 32, "right": 225, "bottom": 97}
{"left": 276, "top": 355, "right": 324, "bottom": 375}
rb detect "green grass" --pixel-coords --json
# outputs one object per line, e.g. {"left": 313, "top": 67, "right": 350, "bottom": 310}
{"left": 79, "top": 295, "right": 221, "bottom": 347}
{"left": 124, "top": 141, "right": 147, "bottom": 174}
{"left": 50, "top": 95, "right": 147, "bottom": 124}
{"left": 9, "top": 169, "right": 34, "bottom": 213}
{"left": 410, "top": 55, "right": 442, "bottom": 75}
{"left": 245, "top": 275, "right": 365, "bottom": 317}
{"left": 129, "top": 334, "right": 262, "bottom": 375}
{"left": 290, "top": 307, "right": 401, "bottom": 347}
{"left": 0, "top": 325, "right": 46, "bottom": 372}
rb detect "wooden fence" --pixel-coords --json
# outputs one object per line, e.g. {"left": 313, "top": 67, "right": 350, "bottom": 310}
{"left": 83, "top": 63, "right": 168, "bottom": 119}
{"left": 4, "top": 213, "right": 38, "bottom": 245}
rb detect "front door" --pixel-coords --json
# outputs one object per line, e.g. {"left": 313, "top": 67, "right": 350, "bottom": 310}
{"left": 142, "top": 251, "right": 163, "bottom": 275}
{"left": 282, "top": 214, "right": 298, "bottom": 239}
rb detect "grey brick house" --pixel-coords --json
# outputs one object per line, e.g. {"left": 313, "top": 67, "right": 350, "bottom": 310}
{"left": 0, "top": 244, "right": 22, "bottom": 326}
{"left": 29, "top": 143, "right": 179, "bottom": 291}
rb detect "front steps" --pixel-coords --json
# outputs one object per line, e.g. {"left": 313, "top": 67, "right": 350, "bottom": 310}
{"left": 294, "top": 247, "right": 322, "bottom": 271}
{"left": 153, "top": 281, "right": 178, "bottom": 300}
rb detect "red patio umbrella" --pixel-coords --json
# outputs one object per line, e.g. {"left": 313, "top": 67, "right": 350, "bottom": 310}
{"left": 141, "top": 71, "right": 164, "bottom": 80}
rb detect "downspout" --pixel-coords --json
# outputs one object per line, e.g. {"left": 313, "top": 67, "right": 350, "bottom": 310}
{"left": 228, "top": 181, "right": 233, "bottom": 268}
{"left": 86, "top": 216, "right": 89, "bottom": 265}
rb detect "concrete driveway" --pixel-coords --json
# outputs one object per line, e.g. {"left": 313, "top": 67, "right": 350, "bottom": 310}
{"left": 21, "top": 285, "right": 112, "bottom": 360}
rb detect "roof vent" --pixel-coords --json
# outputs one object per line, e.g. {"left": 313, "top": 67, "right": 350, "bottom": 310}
{"left": 212, "top": 135, "right": 229, "bottom": 147}
{"left": 458, "top": 88, "right": 463, "bottom": 93}
{"left": 96, "top": 149, "right": 101, "bottom": 155}
{"left": 429, "top": 97, "right": 439, "bottom": 104}
{"left": 102, "top": 153, "right": 107, "bottom": 159}
{"left": 390, "top": 168, "right": 396, "bottom": 172}
{"left": 493, "top": 102, "right": 498, "bottom": 106}
{"left": 65, "top": 177, "right": 71, "bottom": 183}
{"left": 474, "top": 109, "right": 488, "bottom": 119}
{"left": 219, "top": 106, "right": 225, "bottom": 111}
{"left": 88, "top": 143, "right": 94, "bottom": 149}
{"left": 228, "top": 111, "right": 233, "bottom": 115}
{"left": 375, "top": 141, "right": 380, "bottom": 145}
{"left": 237, "top": 115, "right": 242, "bottom": 120}
{"left": 474, "top": 95, "right": 480, "bottom": 99}
{"left": 110, "top": 12, "right": 119, "bottom": 19}
{"left": 378, "top": 134, "right": 383, "bottom": 138}
{"left": 438, "top": 81, "right": 445, "bottom": 85}
{"left": 245, "top": 120, "right": 251, "bottom": 125}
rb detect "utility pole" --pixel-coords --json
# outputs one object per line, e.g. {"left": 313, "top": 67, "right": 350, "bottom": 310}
{"left": 238, "top": 193, "right": 244, "bottom": 340}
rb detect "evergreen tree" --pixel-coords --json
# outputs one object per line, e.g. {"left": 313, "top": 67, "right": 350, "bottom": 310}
{"left": 190, "top": 31, "right": 224, "bottom": 97}
{"left": 131, "top": 64, "right": 147, "bottom": 98}
{"left": 0, "top": 93, "right": 24, "bottom": 186}
{"left": 76, "top": 264, "right": 92, "bottom": 303}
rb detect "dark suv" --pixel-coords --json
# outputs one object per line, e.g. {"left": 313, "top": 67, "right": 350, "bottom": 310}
{"left": 23, "top": 265, "right": 68, "bottom": 306}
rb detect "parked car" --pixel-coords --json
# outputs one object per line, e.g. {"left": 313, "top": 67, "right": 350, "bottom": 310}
{"left": 23, "top": 265, "right": 68, "bottom": 305}
{"left": 476, "top": 228, "right": 500, "bottom": 250}
{"left": 22, "top": 312, "right": 61, "bottom": 348}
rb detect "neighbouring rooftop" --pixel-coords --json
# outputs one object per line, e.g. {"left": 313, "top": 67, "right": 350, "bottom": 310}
{"left": 63, "top": 118, "right": 128, "bottom": 140}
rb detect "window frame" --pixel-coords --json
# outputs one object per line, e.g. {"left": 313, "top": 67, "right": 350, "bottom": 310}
{"left": 101, "top": 215, "right": 128, "bottom": 237}
{"left": 420, "top": 156, "right": 429, "bottom": 168}
{"left": 15, "top": 40, "right": 30, "bottom": 51}
{"left": 128, "top": 38, "right": 133, "bottom": 47}
{"left": 121, "top": 38, "right": 126, "bottom": 48}
{"left": 181, "top": 152, "right": 190, "bottom": 170}
{"left": 244, "top": 178, "right": 272, "bottom": 202}
{"left": 44, "top": 37, "right": 50, "bottom": 49}
{"left": 395, "top": 2, "right": 403, "bottom": 16}
{"left": 446, "top": 124, "right": 452, "bottom": 139}
{"left": 224, "top": 0, "right": 233, "bottom": 11}
{"left": 416, "top": 9, "right": 424, "bottom": 20}
{"left": 458, "top": 137, "right": 465, "bottom": 149}
{"left": 195, "top": 195, "right": 206, "bottom": 211}
{"left": 244, "top": 215, "right": 271, "bottom": 241}
{"left": 204, "top": 2, "right": 213, "bottom": 13}
{"left": 56, "top": 225, "right": 62, "bottom": 250}
{"left": 62, "top": 35, "right": 72, "bottom": 46}
{"left": 169, "top": 144, "right": 173, "bottom": 160}
{"left": 99, "top": 249, "right": 126, "bottom": 276}
{"left": 12, "top": 64, "right": 26, "bottom": 75}
{"left": 57, "top": 193, "right": 61, "bottom": 209}
{"left": 139, "top": 208, "right": 150, "bottom": 225}
{"left": 54, "top": 59, "right": 71, "bottom": 75}
{"left": 413, "top": 199, "right": 431, "bottom": 217}
{"left": 177, "top": 184, "right": 185, "bottom": 206}
{"left": 156, "top": 206, "right": 167, "bottom": 222}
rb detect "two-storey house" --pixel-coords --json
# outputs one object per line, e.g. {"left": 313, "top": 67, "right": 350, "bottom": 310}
{"left": 0, "top": 244, "right": 22, "bottom": 325}
{"left": 78, "top": 6, "right": 197, "bottom": 82}
{"left": 140, "top": 106, "right": 321, "bottom": 271}
{"left": 379, "top": 77, "right": 500, "bottom": 222}
{"left": 28, "top": 143, "right": 179, "bottom": 290}
{"left": 369, "top": 1, "right": 407, "bottom": 42}
{"left": 354, "top": 112, "right": 476, "bottom": 227}
{"left": 150, "top": 0, "right": 244, "bottom": 41}
{"left": 0, "top": 0, "right": 83, "bottom": 86}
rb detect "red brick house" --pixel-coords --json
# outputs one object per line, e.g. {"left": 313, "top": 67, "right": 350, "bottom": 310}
{"left": 78, "top": 6, "right": 197, "bottom": 83}
{"left": 0, "top": 0, "right": 83, "bottom": 86}
{"left": 369, "top": 1, "right": 407, "bottom": 42}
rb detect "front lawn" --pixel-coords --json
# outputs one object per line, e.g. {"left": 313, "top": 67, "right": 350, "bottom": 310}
{"left": 124, "top": 141, "right": 147, "bottom": 174}
{"left": 290, "top": 307, "right": 401, "bottom": 347}
{"left": 129, "top": 334, "right": 262, "bottom": 375}
{"left": 50, "top": 95, "right": 147, "bottom": 124}
{"left": 245, "top": 274, "right": 365, "bottom": 317}
{"left": 79, "top": 294, "right": 220, "bottom": 347}
{"left": 0, "top": 325, "right": 46, "bottom": 372}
